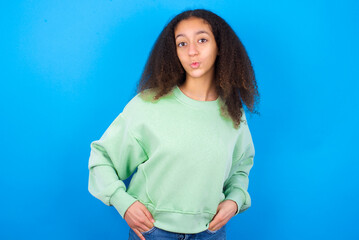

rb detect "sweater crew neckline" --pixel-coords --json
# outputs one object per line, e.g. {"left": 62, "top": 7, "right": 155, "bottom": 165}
{"left": 173, "top": 85, "right": 220, "bottom": 110}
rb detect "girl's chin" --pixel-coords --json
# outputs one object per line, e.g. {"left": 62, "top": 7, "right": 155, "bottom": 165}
{"left": 185, "top": 71, "right": 206, "bottom": 79}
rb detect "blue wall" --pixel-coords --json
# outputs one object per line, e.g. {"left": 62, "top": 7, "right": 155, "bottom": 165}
{"left": 1, "top": 0, "right": 358, "bottom": 239}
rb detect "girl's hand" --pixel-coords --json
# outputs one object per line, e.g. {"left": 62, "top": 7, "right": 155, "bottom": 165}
{"left": 208, "top": 199, "right": 238, "bottom": 231}
{"left": 124, "top": 200, "right": 155, "bottom": 240}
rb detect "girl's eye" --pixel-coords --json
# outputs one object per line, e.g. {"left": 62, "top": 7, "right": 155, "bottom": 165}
{"left": 177, "top": 39, "right": 207, "bottom": 47}
{"left": 177, "top": 42, "right": 187, "bottom": 47}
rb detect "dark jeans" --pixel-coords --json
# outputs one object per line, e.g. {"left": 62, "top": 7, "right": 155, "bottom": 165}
{"left": 129, "top": 224, "right": 226, "bottom": 240}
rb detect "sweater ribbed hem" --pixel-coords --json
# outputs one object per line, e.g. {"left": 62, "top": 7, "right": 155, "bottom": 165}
{"left": 145, "top": 204, "right": 215, "bottom": 234}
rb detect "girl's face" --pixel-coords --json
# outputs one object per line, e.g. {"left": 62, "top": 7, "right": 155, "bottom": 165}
{"left": 174, "top": 17, "right": 218, "bottom": 82}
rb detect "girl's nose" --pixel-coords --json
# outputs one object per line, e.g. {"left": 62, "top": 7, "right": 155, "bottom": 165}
{"left": 188, "top": 43, "right": 199, "bottom": 56}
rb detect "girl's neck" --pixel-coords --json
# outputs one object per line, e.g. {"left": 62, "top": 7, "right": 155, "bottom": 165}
{"left": 178, "top": 78, "right": 218, "bottom": 101}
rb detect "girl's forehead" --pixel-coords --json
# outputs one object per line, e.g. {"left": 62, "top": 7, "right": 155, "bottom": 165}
{"left": 174, "top": 17, "right": 212, "bottom": 35}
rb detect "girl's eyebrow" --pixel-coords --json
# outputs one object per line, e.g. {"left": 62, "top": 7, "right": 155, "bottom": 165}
{"left": 175, "top": 30, "right": 210, "bottom": 40}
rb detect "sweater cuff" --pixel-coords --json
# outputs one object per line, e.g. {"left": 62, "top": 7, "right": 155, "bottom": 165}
{"left": 224, "top": 188, "right": 246, "bottom": 216}
{"left": 109, "top": 189, "right": 138, "bottom": 219}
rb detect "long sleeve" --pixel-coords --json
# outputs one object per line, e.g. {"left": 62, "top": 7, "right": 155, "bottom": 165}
{"left": 88, "top": 113, "right": 149, "bottom": 219}
{"left": 223, "top": 113, "right": 255, "bottom": 216}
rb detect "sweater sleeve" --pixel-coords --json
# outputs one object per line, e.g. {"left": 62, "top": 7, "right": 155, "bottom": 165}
{"left": 223, "top": 113, "right": 255, "bottom": 216}
{"left": 88, "top": 113, "right": 149, "bottom": 219}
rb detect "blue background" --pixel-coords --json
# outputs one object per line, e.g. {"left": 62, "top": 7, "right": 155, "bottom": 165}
{"left": 1, "top": 0, "right": 358, "bottom": 239}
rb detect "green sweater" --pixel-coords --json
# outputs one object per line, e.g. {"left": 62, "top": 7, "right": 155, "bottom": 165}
{"left": 88, "top": 85, "right": 255, "bottom": 234}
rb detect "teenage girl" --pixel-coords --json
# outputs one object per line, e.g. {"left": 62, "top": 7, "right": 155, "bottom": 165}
{"left": 88, "top": 9, "right": 259, "bottom": 240}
